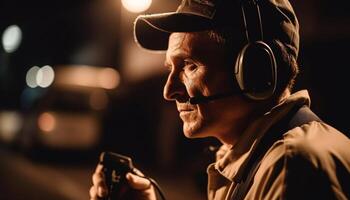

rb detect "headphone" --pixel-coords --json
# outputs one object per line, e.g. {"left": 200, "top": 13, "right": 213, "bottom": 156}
{"left": 234, "top": 0, "right": 277, "bottom": 100}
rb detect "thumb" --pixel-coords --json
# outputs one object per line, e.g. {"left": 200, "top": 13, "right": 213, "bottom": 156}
{"left": 126, "top": 172, "right": 152, "bottom": 190}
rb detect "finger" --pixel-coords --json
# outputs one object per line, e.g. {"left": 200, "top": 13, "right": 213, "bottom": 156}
{"left": 92, "top": 172, "right": 106, "bottom": 186}
{"left": 90, "top": 184, "right": 108, "bottom": 198}
{"left": 95, "top": 164, "right": 104, "bottom": 173}
{"left": 132, "top": 168, "right": 145, "bottom": 176}
{"left": 92, "top": 172, "right": 108, "bottom": 196}
{"left": 126, "top": 172, "right": 152, "bottom": 190}
{"left": 89, "top": 186, "right": 98, "bottom": 199}
{"left": 98, "top": 185, "right": 108, "bottom": 197}
{"left": 92, "top": 164, "right": 105, "bottom": 186}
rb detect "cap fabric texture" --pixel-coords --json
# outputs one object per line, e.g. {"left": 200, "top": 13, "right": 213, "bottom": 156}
{"left": 134, "top": 0, "right": 299, "bottom": 58}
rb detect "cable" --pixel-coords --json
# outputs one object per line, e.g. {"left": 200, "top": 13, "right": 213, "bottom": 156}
{"left": 146, "top": 177, "right": 167, "bottom": 200}
{"left": 131, "top": 168, "right": 167, "bottom": 200}
{"left": 100, "top": 151, "right": 167, "bottom": 200}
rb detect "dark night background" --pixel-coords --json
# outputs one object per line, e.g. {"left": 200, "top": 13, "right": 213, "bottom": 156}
{"left": 0, "top": 0, "right": 349, "bottom": 199}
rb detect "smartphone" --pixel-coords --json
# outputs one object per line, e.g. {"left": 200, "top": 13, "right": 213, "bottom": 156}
{"left": 99, "top": 151, "right": 134, "bottom": 200}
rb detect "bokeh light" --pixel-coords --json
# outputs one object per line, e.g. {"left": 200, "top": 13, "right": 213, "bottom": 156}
{"left": 55, "top": 65, "right": 120, "bottom": 89}
{"left": 26, "top": 65, "right": 55, "bottom": 88}
{"left": 26, "top": 66, "right": 41, "bottom": 88}
{"left": 1, "top": 25, "right": 22, "bottom": 53}
{"left": 121, "top": 0, "right": 152, "bottom": 13}
{"left": 97, "top": 67, "right": 120, "bottom": 89}
{"left": 36, "top": 65, "right": 55, "bottom": 88}
{"left": 0, "top": 112, "right": 23, "bottom": 143}
{"left": 38, "top": 112, "right": 56, "bottom": 133}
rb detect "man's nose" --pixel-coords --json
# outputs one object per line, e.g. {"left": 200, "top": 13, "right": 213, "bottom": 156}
{"left": 163, "top": 72, "right": 186, "bottom": 102}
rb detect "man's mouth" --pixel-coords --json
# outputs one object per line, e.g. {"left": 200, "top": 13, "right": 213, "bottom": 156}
{"left": 177, "top": 105, "right": 195, "bottom": 119}
{"left": 177, "top": 106, "right": 194, "bottom": 113}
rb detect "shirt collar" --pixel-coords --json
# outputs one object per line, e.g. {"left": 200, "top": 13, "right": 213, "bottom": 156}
{"left": 213, "top": 90, "right": 311, "bottom": 180}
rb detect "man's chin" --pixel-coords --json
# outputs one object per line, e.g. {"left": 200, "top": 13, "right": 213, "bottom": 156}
{"left": 183, "top": 123, "right": 207, "bottom": 138}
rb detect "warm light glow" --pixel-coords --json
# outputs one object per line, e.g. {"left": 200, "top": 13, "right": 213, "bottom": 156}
{"left": 121, "top": 0, "right": 152, "bottom": 13}
{"left": 90, "top": 89, "right": 109, "bottom": 110}
{"left": 37, "top": 112, "right": 99, "bottom": 148}
{"left": 2, "top": 25, "right": 22, "bottom": 53}
{"left": 26, "top": 66, "right": 40, "bottom": 88}
{"left": 55, "top": 65, "right": 120, "bottom": 89}
{"left": 38, "top": 112, "right": 56, "bottom": 133}
{"left": 122, "top": 41, "right": 166, "bottom": 82}
{"left": 97, "top": 68, "right": 120, "bottom": 89}
{"left": 0, "top": 112, "right": 22, "bottom": 143}
{"left": 37, "top": 65, "right": 55, "bottom": 88}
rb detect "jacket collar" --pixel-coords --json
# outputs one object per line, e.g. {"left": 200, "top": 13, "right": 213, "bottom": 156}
{"left": 213, "top": 90, "right": 311, "bottom": 181}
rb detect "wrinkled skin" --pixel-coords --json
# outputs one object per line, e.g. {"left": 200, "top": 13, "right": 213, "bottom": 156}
{"left": 163, "top": 32, "right": 255, "bottom": 144}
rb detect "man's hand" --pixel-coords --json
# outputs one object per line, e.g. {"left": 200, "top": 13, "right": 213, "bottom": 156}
{"left": 89, "top": 164, "right": 157, "bottom": 200}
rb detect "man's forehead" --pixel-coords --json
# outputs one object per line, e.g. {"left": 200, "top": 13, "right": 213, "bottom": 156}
{"left": 167, "top": 32, "right": 217, "bottom": 56}
{"left": 168, "top": 32, "right": 207, "bottom": 51}
{"left": 165, "top": 32, "right": 228, "bottom": 68}
{"left": 168, "top": 33, "right": 189, "bottom": 52}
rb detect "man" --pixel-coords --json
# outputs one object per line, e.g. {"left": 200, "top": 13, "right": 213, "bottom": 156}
{"left": 90, "top": 0, "right": 350, "bottom": 199}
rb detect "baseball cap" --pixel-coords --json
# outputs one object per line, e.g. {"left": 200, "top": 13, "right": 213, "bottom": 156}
{"left": 134, "top": 0, "right": 299, "bottom": 58}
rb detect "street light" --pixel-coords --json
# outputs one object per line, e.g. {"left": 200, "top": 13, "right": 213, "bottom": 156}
{"left": 121, "top": 0, "right": 152, "bottom": 13}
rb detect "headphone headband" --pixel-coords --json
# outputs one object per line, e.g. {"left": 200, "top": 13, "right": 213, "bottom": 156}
{"left": 235, "top": 0, "right": 277, "bottom": 101}
{"left": 240, "top": 0, "right": 264, "bottom": 42}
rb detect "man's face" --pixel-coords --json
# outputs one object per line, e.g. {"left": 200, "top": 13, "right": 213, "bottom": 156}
{"left": 164, "top": 32, "right": 251, "bottom": 140}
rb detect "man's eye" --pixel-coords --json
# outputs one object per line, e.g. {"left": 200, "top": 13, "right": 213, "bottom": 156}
{"left": 184, "top": 60, "right": 191, "bottom": 66}
{"left": 184, "top": 60, "right": 197, "bottom": 72}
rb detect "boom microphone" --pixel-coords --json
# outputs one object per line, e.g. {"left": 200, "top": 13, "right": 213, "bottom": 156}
{"left": 188, "top": 92, "right": 237, "bottom": 105}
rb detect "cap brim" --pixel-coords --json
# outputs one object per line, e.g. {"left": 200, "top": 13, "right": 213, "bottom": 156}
{"left": 134, "top": 12, "right": 213, "bottom": 51}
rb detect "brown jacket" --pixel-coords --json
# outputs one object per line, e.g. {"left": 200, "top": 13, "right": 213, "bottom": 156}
{"left": 207, "top": 90, "right": 350, "bottom": 200}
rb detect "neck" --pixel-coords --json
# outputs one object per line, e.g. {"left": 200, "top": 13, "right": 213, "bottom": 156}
{"left": 218, "top": 89, "right": 291, "bottom": 146}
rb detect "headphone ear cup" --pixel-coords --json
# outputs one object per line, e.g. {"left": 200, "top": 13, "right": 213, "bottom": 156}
{"left": 234, "top": 41, "right": 277, "bottom": 100}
